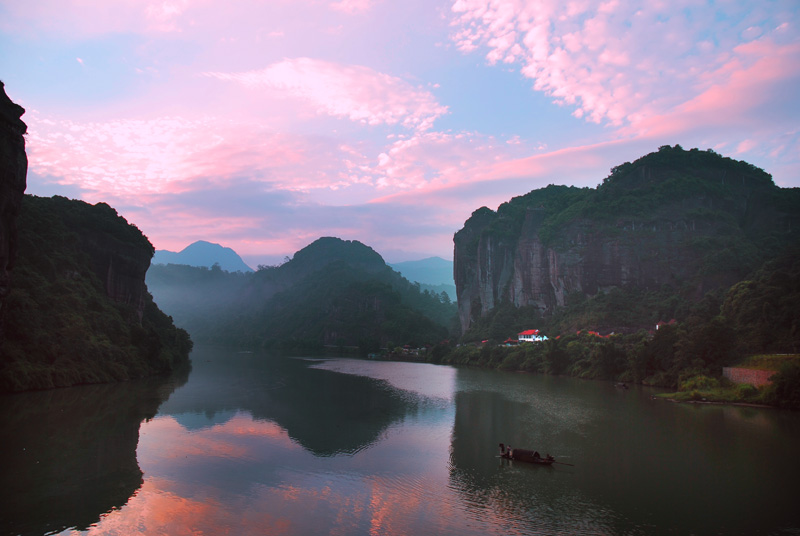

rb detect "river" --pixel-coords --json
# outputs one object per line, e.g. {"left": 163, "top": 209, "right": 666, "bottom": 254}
{"left": 1, "top": 345, "right": 799, "bottom": 535}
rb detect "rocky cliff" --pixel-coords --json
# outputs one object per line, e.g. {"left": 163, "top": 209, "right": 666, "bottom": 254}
{"left": 1, "top": 195, "right": 192, "bottom": 392}
{"left": 0, "top": 82, "right": 27, "bottom": 338}
{"left": 64, "top": 200, "right": 154, "bottom": 321}
{"left": 454, "top": 146, "right": 800, "bottom": 333}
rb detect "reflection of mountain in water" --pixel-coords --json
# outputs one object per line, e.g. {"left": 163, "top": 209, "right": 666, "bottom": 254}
{"left": 156, "top": 346, "right": 415, "bottom": 456}
{"left": 0, "top": 366, "right": 189, "bottom": 536}
{"left": 173, "top": 410, "right": 239, "bottom": 431}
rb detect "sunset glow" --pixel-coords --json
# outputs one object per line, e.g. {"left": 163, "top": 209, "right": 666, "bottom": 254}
{"left": 2, "top": 0, "right": 798, "bottom": 265}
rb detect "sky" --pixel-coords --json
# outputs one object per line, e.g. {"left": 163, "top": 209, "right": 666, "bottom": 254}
{"left": 1, "top": 0, "right": 799, "bottom": 267}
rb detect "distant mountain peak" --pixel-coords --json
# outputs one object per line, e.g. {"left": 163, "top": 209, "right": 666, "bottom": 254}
{"left": 389, "top": 256, "right": 454, "bottom": 286}
{"left": 153, "top": 240, "right": 253, "bottom": 272}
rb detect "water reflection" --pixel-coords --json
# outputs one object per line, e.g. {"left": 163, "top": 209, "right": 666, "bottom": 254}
{"left": 447, "top": 367, "right": 800, "bottom": 536}
{"left": 0, "top": 365, "right": 189, "bottom": 536}
{"left": 3, "top": 349, "right": 799, "bottom": 536}
{"left": 155, "top": 346, "right": 417, "bottom": 456}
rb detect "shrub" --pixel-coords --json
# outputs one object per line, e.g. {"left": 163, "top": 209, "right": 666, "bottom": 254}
{"left": 734, "top": 383, "right": 758, "bottom": 399}
{"left": 769, "top": 362, "right": 800, "bottom": 409}
{"left": 679, "top": 375, "right": 720, "bottom": 392}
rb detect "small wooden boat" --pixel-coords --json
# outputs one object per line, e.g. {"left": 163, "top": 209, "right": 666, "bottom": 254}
{"left": 498, "top": 443, "right": 555, "bottom": 465}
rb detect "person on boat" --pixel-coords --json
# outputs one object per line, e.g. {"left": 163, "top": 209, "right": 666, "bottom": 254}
{"left": 499, "top": 443, "right": 510, "bottom": 458}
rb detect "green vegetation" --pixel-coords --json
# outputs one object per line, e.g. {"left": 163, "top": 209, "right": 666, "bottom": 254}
{"left": 0, "top": 195, "right": 192, "bottom": 392}
{"left": 655, "top": 354, "right": 800, "bottom": 407}
{"left": 423, "top": 249, "right": 800, "bottom": 408}
{"left": 465, "top": 146, "right": 792, "bottom": 282}
{"left": 444, "top": 146, "right": 800, "bottom": 409}
{"left": 147, "top": 238, "right": 458, "bottom": 354}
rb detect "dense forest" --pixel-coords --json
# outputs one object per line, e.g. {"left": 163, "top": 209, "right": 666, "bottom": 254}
{"left": 455, "top": 146, "right": 800, "bottom": 332}
{"left": 437, "top": 147, "right": 800, "bottom": 408}
{"left": 0, "top": 195, "right": 192, "bottom": 392}
{"left": 147, "top": 237, "right": 458, "bottom": 353}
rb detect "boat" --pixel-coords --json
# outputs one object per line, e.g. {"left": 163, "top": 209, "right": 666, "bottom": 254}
{"left": 498, "top": 443, "right": 555, "bottom": 465}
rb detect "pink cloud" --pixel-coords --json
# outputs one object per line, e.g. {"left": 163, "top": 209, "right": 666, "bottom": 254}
{"left": 0, "top": 0, "right": 193, "bottom": 36}
{"left": 1, "top": 0, "right": 384, "bottom": 40}
{"left": 450, "top": 0, "right": 799, "bottom": 129}
{"left": 329, "top": 0, "right": 376, "bottom": 14}
{"left": 25, "top": 110, "right": 377, "bottom": 200}
{"left": 205, "top": 58, "right": 448, "bottom": 131}
{"left": 624, "top": 38, "right": 800, "bottom": 156}
{"left": 371, "top": 130, "right": 520, "bottom": 190}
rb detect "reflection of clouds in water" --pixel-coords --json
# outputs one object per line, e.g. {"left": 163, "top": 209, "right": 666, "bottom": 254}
{"left": 78, "top": 409, "right": 478, "bottom": 536}
{"left": 63, "top": 477, "right": 293, "bottom": 536}
{"left": 71, "top": 471, "right": 458, "bottom": 536}
{"left": 307, "top": 358, "right": 457, "bottom": 404}
{"left": 139, "top": 413, "right": 295, "bottom": 465}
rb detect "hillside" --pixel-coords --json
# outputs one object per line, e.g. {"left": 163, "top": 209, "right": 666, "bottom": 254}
{"left": 455, "top": 145, "right": 800, "bottom": 336}
{"left": 147, "top": 237, "right": 457, "bottom": 352}
{"left": 0, "top": 195, "right": 192, "bottom": 392}
{"left": 153, "top": 240, "right": 253, "bottom": 272}
{"left": 0, "top": 81, "right": 27, "bottom": 340}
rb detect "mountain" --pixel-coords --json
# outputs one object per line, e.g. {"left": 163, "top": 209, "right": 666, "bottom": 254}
{"left": 147, "top": 237, "right": 457, "bottom": 352}
{"left": 1, "top": 195, "right": 192, "bottom": 392}
{"left": 390, "top": 257, "right": 453, "bottom": 286}
{"left": 0, "top": 84, "right": 191, "bottom": 392}
{"left": 454, "top": 145, "right": 800, "bottom": 335}
{"left": 0, "top": 82, "right": 28, "bottom": 340}
{"left": 390, "top": 257, "right": 456, "bottom": 301}
{"left": 153, "top": 240, "right": 253, "bottom": 272}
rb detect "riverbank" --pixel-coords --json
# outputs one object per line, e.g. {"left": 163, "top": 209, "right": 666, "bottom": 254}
{"left": 384, "top": 344, "right": 800, "bottom": 410}
{"left": 654, "top": 355, "right": 800, "bottom": 408}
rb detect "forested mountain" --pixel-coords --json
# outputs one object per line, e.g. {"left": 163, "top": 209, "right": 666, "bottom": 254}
{"left": 0, "top": 195, "right": 192, "bottom": 392}
{"left": 425, "top": 146, "right": 800, "bottom": 405}
{"left": 455, "top": 145, "right": 800, "bottom": 337}
{"left": 153, "top": 240, "right": 253, "bottom": 272}
{"left": 147, "top": 237, "right": 457, "bottom": 352}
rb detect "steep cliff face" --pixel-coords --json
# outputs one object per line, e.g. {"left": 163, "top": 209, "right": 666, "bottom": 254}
{"left": 1, "top": 195, "right": 192, "bottom": 392}
{"left": 0, "top": 82, "right": 27, "bottom": 336}
{"left": 67, "top": 201, "right": 154, "bottom": 321}
{"left": 454, "top": 146, "right": 800, "bottom": 333}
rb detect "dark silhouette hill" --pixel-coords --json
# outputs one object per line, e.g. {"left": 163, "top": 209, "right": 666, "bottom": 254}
{"left": 147, "top": 237, "right": 457, "bottom": 352}
{"left": 0, "top": 195, "right": 192, "bottom": 392}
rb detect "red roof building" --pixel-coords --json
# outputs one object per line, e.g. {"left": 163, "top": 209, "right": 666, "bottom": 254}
{"left": 518, "top": 329, "right": 548, "bottom": 343}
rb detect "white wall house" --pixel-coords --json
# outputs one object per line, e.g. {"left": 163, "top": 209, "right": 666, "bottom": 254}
{"left": 518, "top": 329, "right": 548, "bottom": 343}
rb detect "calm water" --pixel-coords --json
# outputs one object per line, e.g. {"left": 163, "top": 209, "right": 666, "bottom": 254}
{"left": 2, "top": 346, "right": 799, "bottom": 536}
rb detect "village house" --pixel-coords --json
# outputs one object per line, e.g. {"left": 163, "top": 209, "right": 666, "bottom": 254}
{"left": 518, "top": 329, "right": 548, "bottom": 343}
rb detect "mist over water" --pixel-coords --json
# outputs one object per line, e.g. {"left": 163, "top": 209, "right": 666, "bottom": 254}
{"left": 2, "top": 345, "right": 799, "bottom": 535}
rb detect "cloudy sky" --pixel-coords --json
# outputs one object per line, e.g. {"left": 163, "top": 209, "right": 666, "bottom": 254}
{"left": 2, "top": 0, "right": 798, "bottom": 266}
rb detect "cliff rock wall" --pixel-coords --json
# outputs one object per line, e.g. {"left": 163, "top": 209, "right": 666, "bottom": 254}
{"left": 0, "top": 82, "right": 27, "bottom": 337}
{"left": 454, "top": 147, "right": 800, "bottom": 333}
{"left": 71, "top": 209, "right": 153, "bottom": 321}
